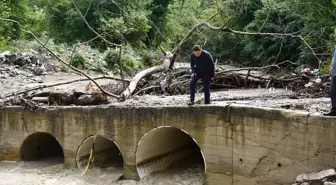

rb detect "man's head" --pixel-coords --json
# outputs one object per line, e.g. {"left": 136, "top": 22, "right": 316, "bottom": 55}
{"left": 193, "top": 45, "right": 202, "bottom": 57}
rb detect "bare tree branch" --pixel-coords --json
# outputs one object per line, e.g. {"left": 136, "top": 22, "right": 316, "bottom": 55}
{"left": 134, "top": 85, "right": 161, "bottom": 96}
{"left": 201, "top": 21, "right": 322, "bottom": 65}
{"left": 171, "top": 13, "right": 219, "bottom": 54}
{"left": 216, "top": 60, "right": 296, "bottom": 75}
{"left": 171, "top": 11, "right": 321, "bottom": 67}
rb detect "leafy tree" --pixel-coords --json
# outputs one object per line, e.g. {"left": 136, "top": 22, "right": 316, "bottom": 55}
{"left": 225, "top": 0, "right": 263, "bottom": 29}
{"left": 99, "top": 0, "right": 151, "bottom": 49}
{"left": 0, "top": 0, "right": 27, "bottom": 43}
{"left": 44, "top": 0, "right": 97, "bottom": 44}
{"left": 1, "top": 0, "right": 336, "bottom": 69}
{"left": 146, "top": 0, "right": 172, "bottom": 47}
{"left": 243, "top": 3, "right": 305, "bottom": 66}
{"left": 285, "top": 0, "right": 336, "bottom": 66}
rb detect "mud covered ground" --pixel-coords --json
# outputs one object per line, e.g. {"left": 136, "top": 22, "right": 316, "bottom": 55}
{"left": 0, "top": 67, "right": 331, "bottom": 115}
{"left": 0, "top": 51, "right": 331, "bottom": 114}
{"left": 111, "top": 89, "right": 330, "bottom": 114}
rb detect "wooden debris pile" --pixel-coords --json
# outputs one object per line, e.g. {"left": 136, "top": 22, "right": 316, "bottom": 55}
{"left": 132, "top": 66, "right": 331, "bottom": 99}
{"left": 0, "top": 51, "right": 59, "bottom": 75}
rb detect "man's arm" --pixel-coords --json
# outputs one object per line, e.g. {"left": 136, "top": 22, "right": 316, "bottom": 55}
{"left": 190, "top": 55, "right": 196, "bottom": 74}
{"left": 207, "top": 53, "right": 215, "bottom": 78}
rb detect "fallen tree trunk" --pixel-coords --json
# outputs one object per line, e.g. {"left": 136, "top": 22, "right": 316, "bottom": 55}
{"left": 121, "top": 52, "right": 173, "bottom": 99}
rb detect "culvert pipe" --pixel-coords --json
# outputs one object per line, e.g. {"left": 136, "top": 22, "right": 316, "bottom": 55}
{"left": 20, "top": 132, "right": 64, "bottom": 162}
{"left": 136, "top": 126, "right": 205, "bottom": 179}
{"left": 76, "top": 135, "right": 123, "bottom": 175}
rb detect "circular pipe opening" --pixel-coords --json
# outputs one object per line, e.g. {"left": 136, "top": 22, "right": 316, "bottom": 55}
{"left": 20, "top": 132, "right": 64, "bottom": 163}
{"left": 76, "top": 135, "right": 124, "bottom": 182}
{"left": 136, "top": 126, "right": 205, "bottom": 182}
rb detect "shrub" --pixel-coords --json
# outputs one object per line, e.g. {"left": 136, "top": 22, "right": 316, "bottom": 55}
{"left": 140, "top": 50, "right": 161, "bottom": 67}
{"left": 121, "top": 54, "right": 143, "bottom": 73}
{"left": 320, "top": 61, "right": 331, "bottom": 75}
{"left": 104, "top": 46, "right": 143, "bottom": 75}
{"left": 104, "top": 49, "right": 119, "bottom": 70}
{"left": 71, "top": 53, "right": 87, "bottom": 69}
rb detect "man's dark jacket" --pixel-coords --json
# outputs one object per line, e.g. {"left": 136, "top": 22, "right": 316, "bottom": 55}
{"left": 190, "top": 50, "right": 215, "bottom": 77}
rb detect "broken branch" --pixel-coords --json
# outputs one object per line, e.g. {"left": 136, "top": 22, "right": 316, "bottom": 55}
{"left": 121, "top": 52, "right": 173, "bottom": 99}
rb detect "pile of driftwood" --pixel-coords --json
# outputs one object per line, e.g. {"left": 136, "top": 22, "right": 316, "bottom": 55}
{"left": 131, "top": 64, "right": 330, "bottom": 99}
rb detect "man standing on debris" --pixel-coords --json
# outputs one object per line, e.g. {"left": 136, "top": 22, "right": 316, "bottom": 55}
{"left": 188, "top": 45, "right": 215, "bottom": 105}
{"left": 325, "top": 29, "right": 336, "bottom": 116}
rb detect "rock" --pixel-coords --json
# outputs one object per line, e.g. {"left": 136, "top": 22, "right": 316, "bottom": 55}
{"left": 296, "top": 174, "right": 309, "bottom": 183}
{"left": 309, "top": 169, "right": 336, "bottom": 181}
{"left": 325, "top": 182, "right": 336, "bottom": 185}
{"left": 77, "top": 94, "right": 91, "bottom": 105}
{"left": 296, "top": 169, "right": 336, "bottom": 183}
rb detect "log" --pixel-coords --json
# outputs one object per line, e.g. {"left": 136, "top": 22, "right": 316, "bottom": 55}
{"left": 121, "top": 52, "right": 173, "bottom": 99}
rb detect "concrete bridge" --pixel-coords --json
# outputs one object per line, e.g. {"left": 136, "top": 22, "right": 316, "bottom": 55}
{"left": 0, "top": 105, "right": 335, "bottom": 185}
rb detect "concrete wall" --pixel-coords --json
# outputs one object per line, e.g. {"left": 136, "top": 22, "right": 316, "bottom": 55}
{"left": 136, "top": 127, "right": 194, "bottom": 164}
{"left": 0, "top": 105, "right": 335, "bottom": 185}
{"left": 76, "top": 135, "right": 123, "bottom": 168}
{"left": 135, "top": 126, "right": 198, "bottom": 178}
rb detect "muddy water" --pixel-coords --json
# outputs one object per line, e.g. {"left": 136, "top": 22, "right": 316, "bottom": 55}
{"left": 0, "top": 160, "right": 204, "bottom": 185}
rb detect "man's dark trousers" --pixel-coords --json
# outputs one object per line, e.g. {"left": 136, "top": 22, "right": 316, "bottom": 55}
{"left": 330, "top": 76, "right": 336, "bottom": 112}
{"left": 190, "top": 75, "right": 211, "bottom": 104}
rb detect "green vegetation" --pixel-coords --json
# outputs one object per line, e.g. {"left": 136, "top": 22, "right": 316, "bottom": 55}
{"left": 1, "top": 0, "right": 336, "bottom": 71}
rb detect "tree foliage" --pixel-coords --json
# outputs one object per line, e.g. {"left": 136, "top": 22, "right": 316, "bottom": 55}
{"left": 1, "top": 0, "right": 336, "bottom": 69}
{"left": 243, "top": 3, "right": 305, "bottom": 66}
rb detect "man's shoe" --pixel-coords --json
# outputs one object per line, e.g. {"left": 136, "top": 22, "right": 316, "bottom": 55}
{"left": 188, "top": 102, "right": 194, "bottom": 106}
{"left": 324, "top": 111, "right": 336, "bottom": 116}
